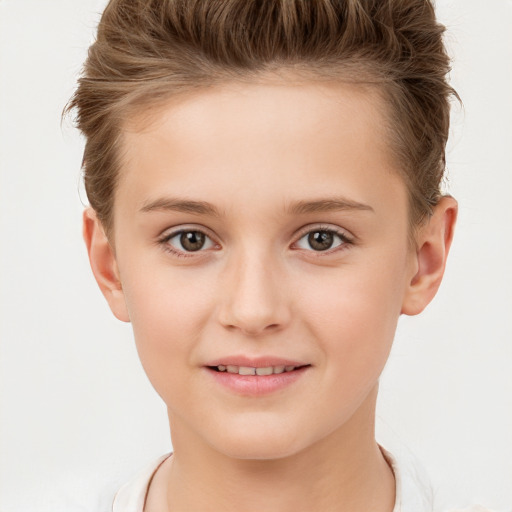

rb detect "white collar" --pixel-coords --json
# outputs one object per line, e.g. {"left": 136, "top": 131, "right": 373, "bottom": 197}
{"left": 112, "top": 454, "right": 170, "bottom": 512}
{"left": 380, "top": 445, "right": 434, "bottom": 512}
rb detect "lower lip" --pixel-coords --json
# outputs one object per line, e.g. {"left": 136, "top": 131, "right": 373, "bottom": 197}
{"left": 205, "top": 366, "right": 310, "bottom": 396}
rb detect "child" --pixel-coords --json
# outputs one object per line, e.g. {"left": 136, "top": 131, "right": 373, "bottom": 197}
{"left": 67, "top": 1, "right": 492, "bottom": 510}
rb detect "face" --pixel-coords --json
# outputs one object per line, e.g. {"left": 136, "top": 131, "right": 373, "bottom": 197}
{"left": 105, "top": 79, "right": 419, "bottom": 459}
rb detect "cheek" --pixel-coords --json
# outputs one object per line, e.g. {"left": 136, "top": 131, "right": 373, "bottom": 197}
{"left": 296, "top": 255, "right": 408, "bottom": 376}
{"left": 120, "top": 264, "right": 216, "bottom": 397}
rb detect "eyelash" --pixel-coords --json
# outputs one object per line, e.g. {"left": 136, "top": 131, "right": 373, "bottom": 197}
{"left": 157, "top": 225, "right": 353, "bottom": 258}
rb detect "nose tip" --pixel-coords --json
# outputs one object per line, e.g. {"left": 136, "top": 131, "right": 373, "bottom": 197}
{"left": 219, "top": 290, "right": 288, "bottom": 336}
{"left": 217, "top": 255, "right": 290, "bottom": 336}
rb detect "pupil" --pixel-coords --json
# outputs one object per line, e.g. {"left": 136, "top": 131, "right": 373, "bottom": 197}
{"left": 308, "top": 231, "right": 333, "bottom": 251}
{"left": 181, "top": 231, "right": 205, "bottom": 251}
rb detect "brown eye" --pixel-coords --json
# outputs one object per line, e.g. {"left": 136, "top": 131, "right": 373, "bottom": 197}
{"left": 295, "top": 228, "right": 348, "bottom": 252}
{"left": 164, "top": 229, "right": 215, "bottom": 253}
{"left": 308, "top": 231, "right": 334, "bottom": 251}
{"left": 180, "top": 231, "right": 205, "bottom": 251}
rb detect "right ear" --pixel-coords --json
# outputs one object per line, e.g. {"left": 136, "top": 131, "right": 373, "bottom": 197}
{"left": 83, "top": 208, "right": 130, "bottom": 322}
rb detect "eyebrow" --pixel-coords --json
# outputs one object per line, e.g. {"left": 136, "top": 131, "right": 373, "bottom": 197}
{"left": 140, "top": 198, "right": 222, "bottom": 217}
{"left": 287, "top": 197, "right": 374, "bottom": 215}
{"left": 139, "top": 196, "right": 374, "bottom": 216}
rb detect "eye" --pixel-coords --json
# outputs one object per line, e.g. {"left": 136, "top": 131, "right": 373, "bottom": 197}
{"left": 163, "top": 230, "right": 216, "bottom": 253}
{"left": 294, "top": 228, "right": 349, "bottom": 252}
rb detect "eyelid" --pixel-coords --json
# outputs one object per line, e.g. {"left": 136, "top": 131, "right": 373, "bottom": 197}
{"left": 293, "top": 223, "right": 353, "bottom": 241}
{"left": 159, "top": 223, "right": 218, "bottom": 240}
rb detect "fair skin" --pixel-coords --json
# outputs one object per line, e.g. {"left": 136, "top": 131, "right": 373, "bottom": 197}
{"left": 84, "top": 78, "right": 456, "bottom": 512}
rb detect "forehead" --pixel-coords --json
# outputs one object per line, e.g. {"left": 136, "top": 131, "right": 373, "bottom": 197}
{"left": 116, "top": 79, "right": 404, "bottom": 219}
{"left": 124, "top": 78, "right": 389, "bottom": 156}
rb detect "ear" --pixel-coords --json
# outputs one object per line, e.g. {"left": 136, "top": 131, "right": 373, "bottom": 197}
{"left": 401, "top": 196, "right": 458, "bottom": 316}
{"left": 83, "top": 208, "right": 130, "bottom": 322}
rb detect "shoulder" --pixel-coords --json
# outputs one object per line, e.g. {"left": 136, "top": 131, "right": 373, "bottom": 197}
{"left": 112, "top": 454, "right": 171, "bottom": 512}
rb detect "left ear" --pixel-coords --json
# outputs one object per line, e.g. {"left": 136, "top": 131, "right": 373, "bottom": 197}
{"left": 401, "top": 196, "right": 458, "bottom": 316}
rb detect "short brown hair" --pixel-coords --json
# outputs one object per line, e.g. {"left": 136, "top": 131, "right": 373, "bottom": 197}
{"left": 67, "top": 0, "right": 458, "bottom": 236}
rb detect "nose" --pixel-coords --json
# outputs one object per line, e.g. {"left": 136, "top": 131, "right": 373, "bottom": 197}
{"left": 217, "top": 249, "right": 291, "bottom": 337}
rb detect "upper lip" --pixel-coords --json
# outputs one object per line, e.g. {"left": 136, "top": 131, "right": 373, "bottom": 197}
{"left": 204, "top": 356, "right": 309, "bottom": 368}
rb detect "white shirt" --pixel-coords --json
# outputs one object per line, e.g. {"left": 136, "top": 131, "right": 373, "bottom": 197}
{"left": 112, "top": 448, "right": 493, "bottom": 512}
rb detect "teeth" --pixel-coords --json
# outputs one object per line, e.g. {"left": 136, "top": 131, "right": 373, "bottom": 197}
{"left": 216, "top": 365, "right": 299, "bottom": 375}
{"left": 239, "top": 366, "right": 256, "bottom": 375}
{"left": 256, "top": 367, "right": 273, "bottom": 376}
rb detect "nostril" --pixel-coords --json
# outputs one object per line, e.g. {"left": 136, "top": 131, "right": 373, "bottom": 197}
{"left": 217, "top": 277, "right": 290, "bottom": 335}
{"left": 239, "top": 323, "right": 281, "bottom": 336}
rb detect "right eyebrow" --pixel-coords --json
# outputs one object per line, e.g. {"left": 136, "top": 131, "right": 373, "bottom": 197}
{"left": 139, "top": 197, "right": 222, "bottom": 217}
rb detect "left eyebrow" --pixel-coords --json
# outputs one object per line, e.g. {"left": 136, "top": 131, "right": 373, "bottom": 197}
{"left": 287, "top": 197, "right": 375, "bottom": 215}
{"left": 139, "top": 197, "right": 222, "bottom": 217}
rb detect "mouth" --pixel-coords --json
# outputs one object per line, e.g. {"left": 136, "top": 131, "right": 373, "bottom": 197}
{"left": 207, "top": 364, "right": 310, "bottom": 375}
{"left": 204, "top": 361, "right": 311, "bottom": 395}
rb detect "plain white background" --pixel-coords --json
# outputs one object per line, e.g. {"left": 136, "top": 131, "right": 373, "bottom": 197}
{"left": 0, "top": 1, "right": 511, "bottom": 510}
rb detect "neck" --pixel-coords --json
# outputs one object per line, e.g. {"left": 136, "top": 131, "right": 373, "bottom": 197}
{"left": 146, "top": 385, "right": 395, "bottom": 512}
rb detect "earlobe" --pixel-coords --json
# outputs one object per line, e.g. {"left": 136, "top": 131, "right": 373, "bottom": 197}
{"left": 401, "top": 196, "right": 458, "bottom": 316}
{"left": 83, "top": 208, "right": 130, "bottom": 322}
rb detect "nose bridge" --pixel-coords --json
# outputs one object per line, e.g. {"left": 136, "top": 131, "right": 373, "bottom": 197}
{"left": 218, "top": 243, "right": 289, "bottom": 335}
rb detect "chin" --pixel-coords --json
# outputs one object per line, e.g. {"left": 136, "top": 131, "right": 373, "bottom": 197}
{"left": 218, "top": 439, "right": 302, "bottom": 461}
{"left": 205, "top": 418, "right": 312, "bottom": 461}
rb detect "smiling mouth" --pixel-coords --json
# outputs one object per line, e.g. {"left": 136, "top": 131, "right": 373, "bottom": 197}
{"left": 208, "top": 364, "right": 310, "bottom": 375}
